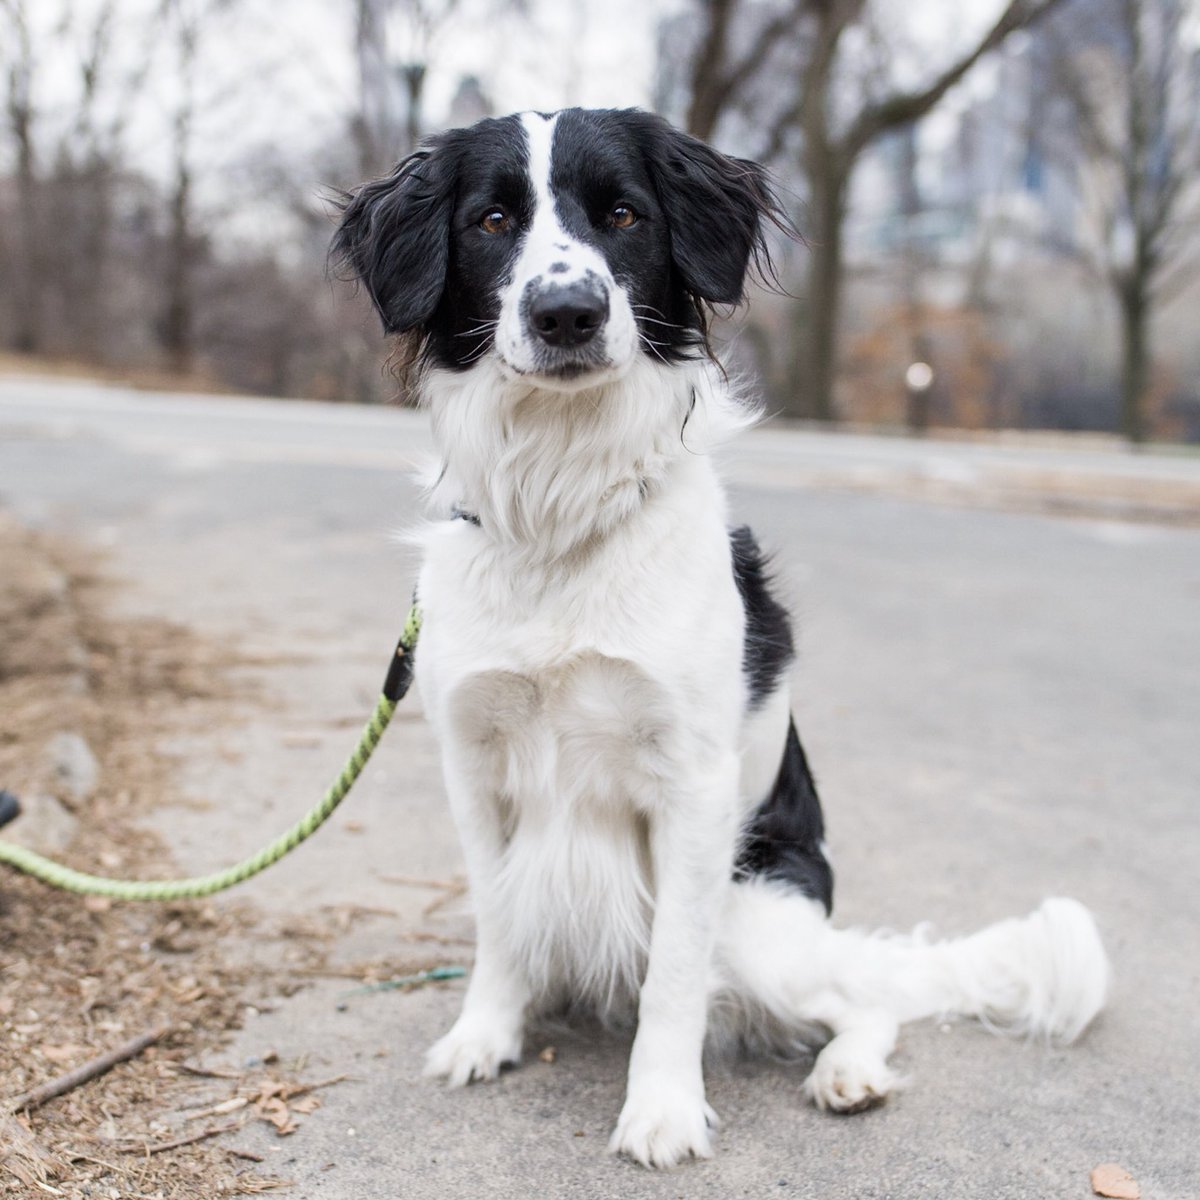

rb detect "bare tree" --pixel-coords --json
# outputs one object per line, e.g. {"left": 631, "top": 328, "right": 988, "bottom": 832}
{"left": 677, "top": 0, "right": 1067, "bottom": 421}
{"left": 352, "top": 0, "right": 463, "bottom": 178}
{"left": 155, "top": 0, "right": 241, "bottom": 376}
{"left": 1, "top": 0, "right": 42, "bottom": 353}
{"left": 1050, "top": 0, "right": 1200, "bottom": 442}
{"left": 55, "top": 0, "right": 156, "bottom": 359}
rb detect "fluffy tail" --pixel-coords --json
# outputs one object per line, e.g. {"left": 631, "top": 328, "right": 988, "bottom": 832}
{"left": 719, "top": 884, "right": 1110, "bottom": 1045}
{"left": 930, "top": 896, "right": 1110, "bottom": 1042}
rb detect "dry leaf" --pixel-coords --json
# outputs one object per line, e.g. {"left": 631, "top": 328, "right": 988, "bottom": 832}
{"left": 260, "top": 1097, "right": 298, "bottom": 1135}
{"left": 291, "top": 1095, "right": 321, "bottom": 1115}
{"left": 1091, "top": 1163, "right": 1140, "bottom": 1200}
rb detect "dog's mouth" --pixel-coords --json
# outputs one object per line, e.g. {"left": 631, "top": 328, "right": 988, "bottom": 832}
{"left": 498, "top": 348, "right": 626, "bottom": 391}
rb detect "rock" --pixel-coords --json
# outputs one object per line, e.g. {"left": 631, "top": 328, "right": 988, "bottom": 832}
{"left": 45, "top": 731, "right": 99, "bottom": 803}
{"left": 13, "top": 792, "right": 79, "bottom": 856}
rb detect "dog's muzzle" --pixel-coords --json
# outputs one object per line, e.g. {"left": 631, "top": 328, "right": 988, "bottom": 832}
{"left": 525, "top": 280, "right": 608, "bottom": 349}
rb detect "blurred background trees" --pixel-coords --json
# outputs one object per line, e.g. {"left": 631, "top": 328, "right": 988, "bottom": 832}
{"left": 1, "top": 0, "right": 1198, "bottom": 442}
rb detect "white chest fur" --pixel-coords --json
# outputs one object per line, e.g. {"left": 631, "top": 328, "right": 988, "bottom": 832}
{"left": 412, "top": 375, "right": 751, "bottom": 1011}
{"left": 446, "top": 652, "right": 668, "bottom": 1009}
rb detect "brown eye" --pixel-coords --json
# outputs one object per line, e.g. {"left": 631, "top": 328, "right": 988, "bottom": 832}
{"left": 609, "top": 204, "right": 637, "bottom": 229}
{"left": 480, "top": 208, "right": 510, "bottom": 234}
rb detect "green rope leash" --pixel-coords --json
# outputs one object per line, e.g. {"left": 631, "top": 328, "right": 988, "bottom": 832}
{"left": 0, "top": 606, "right": 422, "bottom": 902}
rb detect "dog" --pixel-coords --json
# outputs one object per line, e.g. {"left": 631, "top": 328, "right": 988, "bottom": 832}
{"left": 332, "top": 107, "right": 1109, "bottom": 1168}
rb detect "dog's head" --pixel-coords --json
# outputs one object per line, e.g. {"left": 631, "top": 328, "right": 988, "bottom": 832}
{"left": 332, "top": 108, "right": 786, "bottom": 391}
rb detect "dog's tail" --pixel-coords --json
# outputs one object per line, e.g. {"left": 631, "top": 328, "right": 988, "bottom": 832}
{"left": 720, "top": 884, "right": 1109, "bottom": 1044}
{"left": 920, "top": 896, "right": 1109, "bottom": 1041}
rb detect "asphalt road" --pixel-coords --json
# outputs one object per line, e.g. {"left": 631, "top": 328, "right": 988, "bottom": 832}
{"left": 2, "top": 374, "right": 1198, "bottom": 1199}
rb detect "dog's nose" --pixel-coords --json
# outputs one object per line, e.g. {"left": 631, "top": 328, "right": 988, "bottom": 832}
{"left": 528, "top": 284, "right": 607, "bottom": 347}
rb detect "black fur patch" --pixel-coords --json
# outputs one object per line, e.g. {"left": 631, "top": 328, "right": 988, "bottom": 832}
{"left": 331, "top": 114, "right": 531, "bottom": 367}
{"left": 331, "top": 108, "right": 790, "bottom": 371}
{"left": 729, "top": 525, "right": 793, "bottom": 710}
{"left": 734, "top": 717, "right": 834, "bottom": 914}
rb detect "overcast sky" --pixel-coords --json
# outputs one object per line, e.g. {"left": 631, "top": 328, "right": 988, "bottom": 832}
{"left": 11, "top": 0, "right": 1028, "bottom": 250}
{"left": 25, "top": 0, "right": 1016, "bottom": 156}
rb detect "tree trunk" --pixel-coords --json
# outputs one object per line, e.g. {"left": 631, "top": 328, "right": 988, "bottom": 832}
{"left": 7, "top": 2, "right": 41, "bottom": 355}
{"left": 161, "top": 13, "right": 197, "bottom": 378}
{"left": 786, "top": 157, "right": 847, "bottom": 421}
{"left": 12, "top": 116, "right": 40, "bottom": 354}
{"left": 685, "top": 0, "right": 734, "bottom": 140}
{"left": 162, "top": 112, "right": 194, "bottom": 376}
{"left": 1118, "top": 282, "right": 1148, "bottom": 444}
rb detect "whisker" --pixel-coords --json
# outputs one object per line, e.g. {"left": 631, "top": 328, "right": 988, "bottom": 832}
{"left": 454, "top": 321, "right": 500, "bottom": 339}
{"left": 459, "top": 340, "right": 495, "bottom": 365}
{"left": 628, "top": 305, "right": 688, "bottom": 333}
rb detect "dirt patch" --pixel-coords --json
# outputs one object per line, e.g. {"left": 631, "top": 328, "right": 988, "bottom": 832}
{"left": 0, "top": 353, "right": 243, "bottom": 399}
{"left": 0, "top": 515, "right": 309, "bottom": 1196}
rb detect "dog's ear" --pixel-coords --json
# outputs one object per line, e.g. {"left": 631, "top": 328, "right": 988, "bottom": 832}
{"left": 331, "top": 142, "right": 456, "bottom": 334}
{"left": 637, "top": 115, "right": 785, "bottom": 306}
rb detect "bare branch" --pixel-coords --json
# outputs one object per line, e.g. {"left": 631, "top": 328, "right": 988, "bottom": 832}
{"left": 687, "top": 0, "right": 811, "bottom": 139}
{"left": 843, "top": 0, "right": 1068, "bottom": 158}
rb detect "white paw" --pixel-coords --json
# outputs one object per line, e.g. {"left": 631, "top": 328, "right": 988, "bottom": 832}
{"left": 805, "top": 1042, "right": 899, "bottom": 1114}
{"left": 423, "top": 1012, "right": 524, "bottom": 1087}
{"left": 609, "top": 1078, "right": 718, "bottom": 1169}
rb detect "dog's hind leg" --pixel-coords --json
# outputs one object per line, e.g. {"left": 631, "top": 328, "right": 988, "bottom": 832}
{"left": 715, "top": 880, "right": 1109, "bottom": 1110}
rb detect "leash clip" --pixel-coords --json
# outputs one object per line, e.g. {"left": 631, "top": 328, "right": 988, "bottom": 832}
{"left": 382, "top": 603, "right": 423, "bottom": 702}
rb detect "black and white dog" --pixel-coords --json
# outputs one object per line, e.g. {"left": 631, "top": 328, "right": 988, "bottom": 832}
{"left": 333, "top": 108, "right": 1108, "bottom": 1168}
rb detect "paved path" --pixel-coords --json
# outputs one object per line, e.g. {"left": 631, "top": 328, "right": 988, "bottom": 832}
{"left": 2, "top": 374, "right": 1197, "bottom": 1198}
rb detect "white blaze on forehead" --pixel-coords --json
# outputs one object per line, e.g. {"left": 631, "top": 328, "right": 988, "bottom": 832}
{"left": 520, "top": 112, "right": 563, "bottom": 241}
{"left": 518, "top": 111, "right": 580, "bottom": 273}
{"left": 492, "top": 110, "right": 638, "bottom": 382}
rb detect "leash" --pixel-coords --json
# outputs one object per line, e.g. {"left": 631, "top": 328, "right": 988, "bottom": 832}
{"left": 0, "top": 606, "right": 422, "bottom": 901}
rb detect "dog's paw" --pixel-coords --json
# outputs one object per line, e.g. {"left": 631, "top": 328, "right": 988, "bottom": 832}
{"left": 609, "top": 1079, "right": 718, "bottom": 1168}
{"left": 804, "top": 1040, "right": 899, "bottom": 1114}
{"left": 423, "top": 1012, "right": 523, "bottom": 1087}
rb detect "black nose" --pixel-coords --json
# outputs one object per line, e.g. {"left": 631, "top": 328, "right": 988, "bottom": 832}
{"left": 528, "top": 284, "right": 607, "bottom": 347}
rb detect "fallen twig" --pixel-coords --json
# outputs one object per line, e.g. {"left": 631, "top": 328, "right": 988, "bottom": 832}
{"left": 275, "top": 1073, "right": 350, "bottom": 1100}
{"left": 226, "top": 1146, "right": 265, "bottom": 1162}
{"left": 119, "top": 1122, "right": 241, "bottom": 1156}
{"left": 183, "top": 1096, "right": 250, "bottom": 1122}
{"left": 177, "top": 1062, "right": 243, "bottom": 1081}
{"left": 8, "top": 1025, "right": 173, "bottom": 1112}
{"left": 377, "top": 873, "right": 463, "bottom": 890}
{"left": 422, "top": 881, "right": 469, "bottom": 917}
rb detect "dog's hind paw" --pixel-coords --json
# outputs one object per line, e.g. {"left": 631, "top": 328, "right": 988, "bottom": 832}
{"left": 609, "top": 1078, "right": 718, "bottom": 1168}
{"left": 423, "top": 1013, "right": 524, "bottom": 1087}
{"left": 804, "top": 1041, "right": 899, "bottom": 1114}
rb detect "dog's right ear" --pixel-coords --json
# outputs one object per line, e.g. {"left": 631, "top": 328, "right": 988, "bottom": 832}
{"left": 331, "top": 142, "right": 455, "bottom": 335}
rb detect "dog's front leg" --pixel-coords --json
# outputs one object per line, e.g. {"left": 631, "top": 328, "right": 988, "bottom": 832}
{"left": 424, "top": 753, "right": 530, "bottom": 1087}
{"left": 610, "top": 753, "right": 738, "bottom": 1168}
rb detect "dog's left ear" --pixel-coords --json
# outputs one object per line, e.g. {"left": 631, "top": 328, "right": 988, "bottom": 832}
{"left": 637, "top": 115, "right": 785, "bottom": 306}
{"left": 331, "top": 140, "right": 456, "bottom": 334}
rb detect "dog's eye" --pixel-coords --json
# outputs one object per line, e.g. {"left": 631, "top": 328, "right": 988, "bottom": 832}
{"left": 479, "top": 208, "right": 511, "bottom": 234}
{"left": 609, "top": 204, "right": 638, "bottom": 229}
